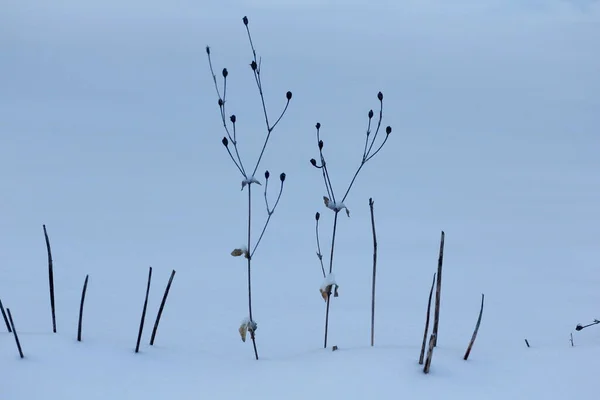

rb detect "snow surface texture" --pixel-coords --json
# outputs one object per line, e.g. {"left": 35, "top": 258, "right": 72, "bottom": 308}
{"left": 2, "top": 1, "right": 600, "bottom": 399}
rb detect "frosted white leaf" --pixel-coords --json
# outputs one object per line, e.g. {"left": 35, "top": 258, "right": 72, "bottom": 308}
{"left": 241, "top": 176, "right": 261, "bottom": 191}
{"left": 320, "top": 273, "right": 337, "bottom": 292}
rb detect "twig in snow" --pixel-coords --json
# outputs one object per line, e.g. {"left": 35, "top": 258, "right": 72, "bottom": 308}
{"left": 463, "top": 293, "right": 485, "bottom": 361}
{"left": 423, "top": 333, "right": 436, "bottom": 374}
{"left": 150, "top": 269, "right": 176, "bottom": 346}
{"left": 432, "top": 231, "right": 445, "bottom": 346}
{"left": 135, "top": 267, "right": 152, "bottom": 353}
{"left": 570, "top": 332, "right": 574, "bottom": 347}
{"left": 419, "top": 273, "right": 436, "bottom": 365}
{"left": 0, "top": 298, "right": 11, "bottom": 333}
{"left": 77, "top": 274, "right": 89, "bottom": 342}
{"left": 43, "top": 224, "right": 57, "bottom": 333}
{"left": 7, "top": 308, "right": 24, "bottom": 358}
{"left": 369, "top": 197, "right": 377, "bottom": 347}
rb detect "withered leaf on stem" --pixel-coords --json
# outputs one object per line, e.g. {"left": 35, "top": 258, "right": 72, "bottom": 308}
{"left": 231, "top": 248, "right": 245, "bottom": 257}
{"left": 323, "top": 196, "right": 330, "bottom": 208}
{"left": 239, "top": 323, "right": 248, "bottom": 342}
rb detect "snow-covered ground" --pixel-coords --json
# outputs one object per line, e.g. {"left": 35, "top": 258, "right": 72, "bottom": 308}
{"left": 2, "top": 1, "right": 599, "bottom": 399}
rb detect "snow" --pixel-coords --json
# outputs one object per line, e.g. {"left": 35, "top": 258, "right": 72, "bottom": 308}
{"left": 2, "top": 1, "right": 600, "bottom": 399}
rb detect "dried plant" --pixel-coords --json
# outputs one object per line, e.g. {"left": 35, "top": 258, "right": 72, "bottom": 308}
{"left": 207, "top": 16, "right": 291, "bottom": 360}
{"left": 310, "top": 92, "right": 392, "bottom": 349}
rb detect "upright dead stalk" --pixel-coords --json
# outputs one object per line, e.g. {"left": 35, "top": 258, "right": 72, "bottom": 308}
{"left": 419, "top": 273, "right": 436, "bottom": 365}
{"left": 369, "top": 197, "right": 377, "bottom": 347}
{"left": 463, "top": 293, "right": 485, "bottom": 360}
{"left": 432, "top": 231, "right": 445, "bottom": 346}
{"left": 77, "top": 274, "right": 89, "bottom": 342}
{"left": 43, "top": 224, "right": 57, "bottom": 333}
{"left": 135, "top": 267, "right": 152, "bottom": 353}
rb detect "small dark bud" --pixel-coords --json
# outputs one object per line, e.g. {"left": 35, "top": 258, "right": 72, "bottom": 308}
{"left": 206, "top": 46, "right": 210, "bottom": 55}
{"left": 377, "top": 92, "right": 383, "bottom": 101}
{"left": 230, "top": 115, "right": 236, "bottom": 123}
{"left": 222, "top": 137, "right": 229, "bottom": 147}
{"left": 386, "top": 126, "right": 392, "bottom": 135}
{"left": 218, "top": 98, "right": 223, "bottom": 107}
{"left": 576, "top": 324, "right": 583, "bottom": 331}
{"left": 280, "top": 172, "right": 286, "bottom": 182}
{"left": 250, "top": 61, "right": 257, "bottom": 71}
{"left": 310, "top": 158, "right": 317, "bottom": 167}
{"left": 243, "top": 16, "right": 249, "bottom": 26}
{"left": 286, "top": 91, "right": 292, "bottom": 100}
{"left": 222, "top": 68, "right": 228, "bottom": 78}
{"left": 315, "top": 212, "right": 320, "bottom": 221}
{"left": 368, "top": 110, "right": 374, "bottom": 119}
{"left": 318, "top": 140, "right": 324, "bottom": 150}
{"left": 265, "top": 170, "right": 270, "bottom": 179}
{"left": 316, "top": 122, "right": 321, "bottom": 129}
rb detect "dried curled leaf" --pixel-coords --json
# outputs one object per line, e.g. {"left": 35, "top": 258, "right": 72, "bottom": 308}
{"left": 231, "top": 248, "right": 244, "bottom": 257}
{"left": 323, "top": 196, "right": 330, "bottom": 208}
{"left": 239, "top": 323, "right": 248, "bottom": 342}
{"left": 345, "top": 208, "right": 350, "bottom": 218}
{"left": 320, "top": 284, "right": 333, "bottom": 302}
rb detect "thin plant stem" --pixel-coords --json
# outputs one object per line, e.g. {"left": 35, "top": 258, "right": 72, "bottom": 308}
{"left": 150, "top": 269, "right": 177, "bottom": 346}
{"left": 323, "top": 211, "right": 340, "bottom": 348}
{"left": 43, "top": 224, "right": 57, "bottom": 333}
{"left": 419, "top": 273, "right": 436, "bottom": 365}
{"left": 77, "top": 274, "right": 89, "bottom": 342}
{"left": 369, "top": 198, "right": 377, "bottom": 347}
{"left": 247, "top": 184, "right": 259, "bottom": 360}
{"left": 315, "top": 213, "right": 326, "bottom": 278}
{"left": 463, "top": 293, "right": 485, "bottom": 360}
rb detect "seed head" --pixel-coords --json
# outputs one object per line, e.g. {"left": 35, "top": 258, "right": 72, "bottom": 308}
{"left": 310, "top": 158, "right": 317, "bottom": 167}
{"left": 243, "top": 16, "right": 249, "bottom": 26}
{"left": 386, "top": 126, "right": 392, "bottom": 135}
{"left": 222, "top": 137, "right": 229, "bottom": 147}
{"left": 377, "top": 92, "right": 383, "bottom": 101}
{"left": 318, "top": 140, "right": 324, "bottom": 150}
{"left": 222, "top": 68, "right": 228, "bottom": 78}
{"left": 286, "top": 91, "right": 292, "bottom": 100}
{"left": 368, "top": 110, "right": 374, "bottom": 119}
{"left": 315, "top": 212, "right": 320, "bottom": 221}
{"left": 250, "top": 61, "right": 258, "bottom": 71}
{"left": 280, "top": 172, "right": 286, "bottom": 182}
{"left": 265, "top": 170, "right": 270, "bottom": 179}
{"left": 230, "top": 115, "right": 236, "bottom": 123}
{"left": 315, "top": 122, "right": 321, "bottom": 130}
{"left": 206, "top": 46, "right": 210, "bottom": 55}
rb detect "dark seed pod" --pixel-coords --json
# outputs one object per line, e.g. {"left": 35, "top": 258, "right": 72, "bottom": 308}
{"left": 206, "top": 46, "right": 210, "bottom": 55}
{"left": 243, "top": 16, "right": 249, "bottom": 26}
{"left": 368, "top": 110, "right": 374, "bottom": 119}
{"left": 315, "top": 212, "right": 320, "bottom": 221}
{"left": 377, "top": 92, "right": 383, "bottom": 101}
{"left": 230, "top": 115, "right": 236, "bottom": 123}
{"left": 286, "top": 91, "right": 292, "bottom": 100}
{"left": 386, "top": 126, "right": 392, "bottom": 135}
{"left": 222, "top": 68, "right": 228, "bottom": 78}
{"left": 316, "top": 122, "right": 321, "bottom": 130}
{"left": 218, "top": 98, "right": 223, "bottom": 107}
{"left": 280, "top": 173, "right": 286, "bottom": 182}
{"left": 310, "top": 158, "right": 317, "bottom": 167}
{"left": 318, "top": 140, "right": 324, "bottom": 150}
{"left": 265, "top": 170, "right": 270, "bottom": 179}
{"left": 250, "top": 61, "right": 258, "bottom": 71}
{"left": 222, "top": 137, "right": 229, "bottom": 146}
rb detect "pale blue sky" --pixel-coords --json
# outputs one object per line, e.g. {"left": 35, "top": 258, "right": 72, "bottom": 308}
{"left": 1, "top": 1, "right": 599, "bottom": 340}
